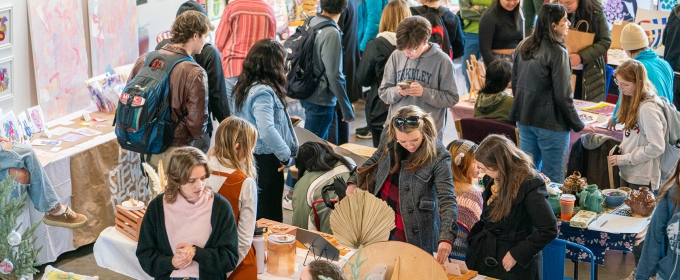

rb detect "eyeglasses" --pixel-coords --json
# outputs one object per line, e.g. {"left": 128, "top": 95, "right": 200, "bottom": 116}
{"left": 393, "top": 116, "right": 420, "bottom": 127}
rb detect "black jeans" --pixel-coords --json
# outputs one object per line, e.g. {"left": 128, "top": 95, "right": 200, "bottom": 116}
{"left": 255, "top": 153, "right": 284, "bottom": 222}
{"left": 619, "top": 178, "right": 652, "bottom": 190}
{"left": 327, "top": 106, "right": 350, "bottom": 145}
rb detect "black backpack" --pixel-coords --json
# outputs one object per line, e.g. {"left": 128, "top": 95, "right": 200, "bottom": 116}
{"left": 284, "top": 16, "right": 338, "bottom": 99}
{"left": 114, "top": 51, "right": 193, "bottom": 159}
{"left": 411, "top": 6, "right": 453, "bottom": 59}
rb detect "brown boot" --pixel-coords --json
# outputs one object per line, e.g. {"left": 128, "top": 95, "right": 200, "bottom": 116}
{"left": 43, "top": 206, "right": 87, "bottom": 229}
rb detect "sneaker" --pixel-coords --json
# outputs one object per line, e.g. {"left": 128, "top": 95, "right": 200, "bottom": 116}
{"left": 282, "top": 194, "right": 293, "bottom": 211}
{"left": 355, "top": 126, "right": 369, "bottom": 134}
{"left": 356, "top": 130, "right": 372, "bottom": 139}
{"left": 43, "top": 206, "right": 88, "bottom": 229}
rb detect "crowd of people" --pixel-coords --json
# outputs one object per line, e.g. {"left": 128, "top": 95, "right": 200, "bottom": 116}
{"left": 7, "top": 0, "right": 677, "bottom": 279}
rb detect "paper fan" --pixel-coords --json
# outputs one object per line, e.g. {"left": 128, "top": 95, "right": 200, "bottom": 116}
{"left": 330, "top": 190, "right": 395, "bottom": 248}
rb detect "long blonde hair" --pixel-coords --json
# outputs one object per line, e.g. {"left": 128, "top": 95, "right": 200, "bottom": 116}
{"left": 208, "top": 116, "right": 258, "bottom": 178}
{"left": 475, "top": 135, "right": 536, "bottom": 222}
{"left": 379, "top": 0, "right": 411, "bottom": 33}
{"left": 164, "top": 147, "right": 212, "bottom": 204}
{"left": 387, "top": 105, "right": 438, "bottom": 173}
{"left": 615, "top": 60, "right": 657, "bottom": 131}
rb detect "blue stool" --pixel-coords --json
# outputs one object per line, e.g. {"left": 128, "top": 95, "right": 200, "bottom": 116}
{"left": 542, "top": 238, "right": 596, "bottom": 280}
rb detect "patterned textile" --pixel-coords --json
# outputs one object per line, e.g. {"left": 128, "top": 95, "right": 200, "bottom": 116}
{"left": 557, "top": 220, "right": 637, "bottom": 265}
{"left": 380, "top": 173, "right": 405, "bottom": 242}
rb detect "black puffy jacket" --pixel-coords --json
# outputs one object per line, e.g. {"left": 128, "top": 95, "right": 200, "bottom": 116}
{"left": 357, "top": 36, "right": 395, "bottom": 134}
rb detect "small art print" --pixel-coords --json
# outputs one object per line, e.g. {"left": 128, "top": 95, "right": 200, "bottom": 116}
{"left": 0, "top": 6, "right": 13, "bottom": 50}
{"left": 0, "top": 111, "right": 24, "bottom": 142}
{"left": 0, "top": 57, "right": 13, "bottom": 102}
{"left": 26, "top": 105, "right": 46, "bottom": 132}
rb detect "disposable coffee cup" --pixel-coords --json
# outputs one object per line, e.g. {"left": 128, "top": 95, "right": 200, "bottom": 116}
{"left": 560, "top": 194, "right": 576, "bottom": 221}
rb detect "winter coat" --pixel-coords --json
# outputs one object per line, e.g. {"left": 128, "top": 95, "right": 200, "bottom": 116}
{"left": 663, "top": 5, "right": 680, "bottom": 72}
{"left": 357, "top": 0, "right": 388, "bottom": 51}
{"left": 567, "top": 133, "right": 621, "bottom": 190}
{"left": 569, "top": 7, "right": 611, "bottom": 102}
{"left": 339, "top": 0, "right": 362, "bottom": 103}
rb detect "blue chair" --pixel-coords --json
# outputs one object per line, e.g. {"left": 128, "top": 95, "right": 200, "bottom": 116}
{"left": 542, "top": 238, "right": 596, "bottom": 280}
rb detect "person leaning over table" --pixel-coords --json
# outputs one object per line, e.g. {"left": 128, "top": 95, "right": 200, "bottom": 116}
{"left": 555, "top": 0, "right": 611, "bottom": 102}
{"left": 136, "top": 147, "right": 239, "bottom": 280}
{"left": 510, "top": 3, "right": 591, "bottom": 184}
{"left": 345, "top": 105, "right": 458, "bottom": 265}
{"left": 466, "top": 135, "right": 558, "bottom": 279}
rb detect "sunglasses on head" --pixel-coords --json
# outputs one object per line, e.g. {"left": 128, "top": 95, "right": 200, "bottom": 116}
{"left": 393, "top": 116, "right": 420, "bottom": 127}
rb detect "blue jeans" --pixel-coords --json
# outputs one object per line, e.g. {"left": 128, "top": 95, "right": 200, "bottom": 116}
{"left": 225, "top": 76, "right": 238, "bottom": 106}
{"left": 462, "top": 32, "right": 481, "bottom": 92}
{"left": 4, "top": 143, "right": 60, "bottom": 213}
{"left": 517, "top": 123, "right": 570, "bottom": 183}
{"left": 301, "top": 100, "right": 335, "bottom": 140}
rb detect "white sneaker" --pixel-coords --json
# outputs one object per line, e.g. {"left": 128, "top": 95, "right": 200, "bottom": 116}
{"left": 282, "top": 194, "right": 293, "bottom": 211}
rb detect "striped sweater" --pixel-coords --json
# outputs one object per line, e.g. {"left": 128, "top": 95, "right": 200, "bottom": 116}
{"left": 450, "top": 181, "right": 483, "bottom": 260}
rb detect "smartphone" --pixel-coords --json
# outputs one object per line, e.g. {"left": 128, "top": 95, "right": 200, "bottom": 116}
{"left": 609, "top": 144, "right": 621, "bottom": 156}
{"left": 397, "top": 80, "right": 412, "bottom": 89}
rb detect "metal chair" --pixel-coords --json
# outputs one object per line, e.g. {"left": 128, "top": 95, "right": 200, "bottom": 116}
{"left": 454, "top": 118, "right": 519, "bottom": 147}
{"left": 542, "top": 238, "right": 596, "bottom": 280}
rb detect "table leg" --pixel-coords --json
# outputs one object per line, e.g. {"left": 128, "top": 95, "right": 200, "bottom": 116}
{"left": 594, "top": 264, "right": 599, "bottom": 280}
{"left": 573, "top": 259, "right": 579, "bottom": 280}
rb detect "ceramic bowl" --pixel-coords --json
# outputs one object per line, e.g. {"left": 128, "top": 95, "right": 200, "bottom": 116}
{"left": 603, "top": 189, "right": 627, "bottom": 208}
{"left": 617, "top": 187, "right": 632, "bottom": 197}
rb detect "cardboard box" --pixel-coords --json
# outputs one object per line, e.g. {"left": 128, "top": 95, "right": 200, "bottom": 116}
{"left": 611, "top": 20, "right": 633, "bottom": 50}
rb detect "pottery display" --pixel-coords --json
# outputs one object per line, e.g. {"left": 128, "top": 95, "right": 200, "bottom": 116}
{"left": 561, "top": 171, "right": 588, "bottom": 205}
{"left": 602, "top": 189, "right": 627, "bottom": 208}
{"left": 624, "top": 186, "right": 657, "bottom": 217}
{"left": 548, "top": 193, "right": 561, "bottom": 215}
{"left": 579, "top": 185, "right": 604, "bottom": 214}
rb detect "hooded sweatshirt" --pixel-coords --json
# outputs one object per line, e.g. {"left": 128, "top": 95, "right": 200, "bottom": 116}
{"left": 379, "top": 43, "right": 459, "bottom": 136}
{"left": 636, "top": 185, "right": 680, "bottom": 280}
{"left": 612, "top": 49, "right": 675, "bottom": 121}
{"left": 473, "top": 90, "right": 514, "bottom": 124}
{"left": 617, "top": 96, "right": 667, "bottom": 189}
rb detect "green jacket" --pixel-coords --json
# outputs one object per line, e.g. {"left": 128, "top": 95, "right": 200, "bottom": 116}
{"left": 571, "top": 8, "right": 611, "bottom": 102}
{"left": 473, "top": 91, "right": 515, "bottom": 125}
{"left": 291, "top": 160, "right": 354, "bottom": 234}
{"left": 459, "top": 0, "right": 493, "bottom": 33}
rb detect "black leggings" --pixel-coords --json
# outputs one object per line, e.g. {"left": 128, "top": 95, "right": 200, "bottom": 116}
{"left": 255, "top": 153, "right": 284, "bottom": 222}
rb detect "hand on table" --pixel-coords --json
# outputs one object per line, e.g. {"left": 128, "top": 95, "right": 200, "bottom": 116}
{"left": 436, "top": 242, "right": 452, "bottom": 264}
{"left": 502, "top": 252, "right": 517, "bottom": 271}
{"left": 606, "top": 119, "right": 617, "bottom": 131}
{"left": 583, "top": 124, "right": 595, "bottom": 132}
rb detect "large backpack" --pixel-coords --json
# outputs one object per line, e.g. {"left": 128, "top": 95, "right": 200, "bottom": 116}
{"left": 284, "top": 16, "right": 338, "bottom": 99}
{"left": 114, "top": 51, "right": 193, "bottom": 159}
{"left": 411, "top": 6, "right": 452, "bottom": 59}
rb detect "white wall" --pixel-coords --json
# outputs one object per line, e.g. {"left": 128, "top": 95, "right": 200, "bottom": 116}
{"left": 3, "top": 0, "right": 187, "bottom": 116}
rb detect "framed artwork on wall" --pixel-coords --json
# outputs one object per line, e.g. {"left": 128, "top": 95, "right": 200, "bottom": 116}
{"left": 0, "top": 56, "right": 13, "bottom": 102}
{"left": 0, "top": 6, "right": 12, "bottom": 50}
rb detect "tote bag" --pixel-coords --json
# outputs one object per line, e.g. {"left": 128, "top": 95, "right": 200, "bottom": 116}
{"left": 565, "top": 20, "right": 595, "bottom": 54}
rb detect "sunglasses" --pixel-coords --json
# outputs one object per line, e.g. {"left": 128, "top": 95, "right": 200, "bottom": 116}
{"left": 393, "top": 116, "right": 420, "bottom": 127}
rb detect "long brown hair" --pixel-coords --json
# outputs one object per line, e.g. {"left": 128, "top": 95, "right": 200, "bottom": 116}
{"left": 208, "top": 116, "right": 258, "bottom": 178}
{"left": 386, "top": 105, "right": 438, "bottom": 173}
{"left": 518, "top": 4, "right": 566, "bottom": 60}
{"left": 232, "top": 39, "right": 287, "bottom": 112}
{"left": 659, "top": 158, "right": 680, "bottom": 208}
{"left": 475, "top": 135, "right": 536, "bottom": 222}
{"left": 614, "top": 60, "right": 657, "bottom": 131}
{"left": 164, "top": 147, "right": 213, "bottom": 204}
{"left": 379, "top": 0, "right": 411, "bottom": 33}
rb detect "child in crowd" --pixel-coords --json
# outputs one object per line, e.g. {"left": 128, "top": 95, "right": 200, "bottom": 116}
{"left": 473, "top": 59, "right": 514, "bottom": 124}
{"left": 379, "top": 16, "right": 459, "bottom": 138}
{"left": 446, "top": 139, "right": 483, "bottom": 261}
{"left": 300, "top": 260, "right": 346, "bottom": 280}
{"left": 636, "top": 158, "right": 680, "bottom": 280}
{"left": 467, "top": 135, "right": 557, "bottom": 279}
{"left": 607, "top": 60, "right": 667, "bottom": 190}
{"left": 357, "top": 0, "right": 411, "bottom": 147}
{"left": 206, "top": 116, "right": 259, "bottom": 279}
{"left": 291, "top": 142, "right": 355, "bottom": 233}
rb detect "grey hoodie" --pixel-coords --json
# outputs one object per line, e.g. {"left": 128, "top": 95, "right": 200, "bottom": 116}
{"left": 379, "top": 43, "right": 459, "bottom": 136}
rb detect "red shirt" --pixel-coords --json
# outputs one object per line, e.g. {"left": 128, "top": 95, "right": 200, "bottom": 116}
{"left": 214, "top": 0, "right": 276, "bottom": 78}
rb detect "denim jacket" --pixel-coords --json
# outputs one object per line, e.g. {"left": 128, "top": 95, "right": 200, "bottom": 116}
{"left": 229, "top": 83, "right": 299, "bottom": 161}
{"left": 636, "top": 185, "right": 680, "bottom": 280}
{"left": 348, "top": 129, "right": 458, "bottom": 253}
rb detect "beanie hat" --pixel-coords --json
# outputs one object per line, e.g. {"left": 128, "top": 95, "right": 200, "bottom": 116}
{"left": 176, "top": 1, "right": 207, "bottom": 17}
{"left": 620, "top": 23, "right": 649, "bottom": 51}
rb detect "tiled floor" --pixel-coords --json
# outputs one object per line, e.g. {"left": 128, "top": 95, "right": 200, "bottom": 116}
{"left": 35, "top": 59, "right": 638, "bottom": 279}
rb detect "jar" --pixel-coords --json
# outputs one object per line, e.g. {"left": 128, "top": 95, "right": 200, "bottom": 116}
{"left": 267, "top": 234, "right": 296, "bottom": 277}
{"left": 579, "top": 185, "right": 604, "bottom": 214}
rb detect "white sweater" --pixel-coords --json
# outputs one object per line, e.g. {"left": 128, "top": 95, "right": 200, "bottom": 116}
{"left": 616, "top": 96, "right": 667, "bottom": 189}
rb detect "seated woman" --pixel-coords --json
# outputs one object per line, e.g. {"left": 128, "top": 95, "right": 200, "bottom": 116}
{"left": 473, "top": 59, "right": 514, "bottom": 125}
{"left": 291, "top": 142, "right": 355, "bottom": 233}
{"left": 446, "top": 140, "right": 483, "bottom": 260}
{"left": 466, "top": 135, "right": 557, "bottom": 279}
{"left": 1, "top": 139, "right": 87, "bottom": 228}
{"left": 136, "top": 147, "right": 239, "bottom": 279}
{"left": 347, "top": 105, "right": 458, "bottom": 265}
{"left": 206, "top": 117, "right": 259, "bottom": 279}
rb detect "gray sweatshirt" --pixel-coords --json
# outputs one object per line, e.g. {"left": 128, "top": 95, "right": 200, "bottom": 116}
{"left": 379, "top": 43, "right": 459, "bottom": 136}
{"left": 305, "top": 15, "right": 354, "bottom": 121}
{"left": 617, "top": 96, "right": 667, "bottom": 189}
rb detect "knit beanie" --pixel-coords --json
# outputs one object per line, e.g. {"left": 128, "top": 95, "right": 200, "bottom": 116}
{"left": 620, "top": 23, "right": 649, "bottom": 51}
{"left": 176, "top": 1, "right": 207, "bottom": 17}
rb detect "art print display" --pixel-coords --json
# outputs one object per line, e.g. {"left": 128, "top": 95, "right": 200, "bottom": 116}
{"left": 0, "top": 6, "right": 13, "bottom": 50}
{"left": 16, "top": 112, "right": 34, "bottom": 139}
{"left": 206, "top": 0, "right": 226, "bottom": 21}
{"left": 26, "top": 105, "right": 46, "bottom": 132}
{"left": 27, "top": 0, "right": 91, "bottom": 121}
{"left": 87, "top": 0, "right": 139, "bottom": 75}
{"left": 0, "top": 111, "right": 23, "bottom": 142}
{"left": 0, "top": 56, "right": 13, "bottom": 102}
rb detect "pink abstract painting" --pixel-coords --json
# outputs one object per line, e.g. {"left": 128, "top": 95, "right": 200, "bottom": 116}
{"left": 28, "top": 0, "right": 91, "bottom": 121}
{"left": 88, "top": 0, "right": 139, "bottom": 75}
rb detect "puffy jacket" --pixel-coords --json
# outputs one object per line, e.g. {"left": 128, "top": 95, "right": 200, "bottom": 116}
{"left": 570, "top": 7, "right": 611, "bottom": 102}
{"left": 128, "top": 44, "right": 209, "bottom": 147}
{"left": 510, "top": 39, "right": 585, "bottom": 132}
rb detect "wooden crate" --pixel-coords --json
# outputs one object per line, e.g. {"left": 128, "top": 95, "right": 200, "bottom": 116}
{"left": 115, "top": 205, "right": 146, "bottom": 242}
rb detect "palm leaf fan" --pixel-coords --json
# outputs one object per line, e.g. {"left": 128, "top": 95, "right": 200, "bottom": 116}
{"left": 330, "top": 190, "right": 395, "bottom": 249}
